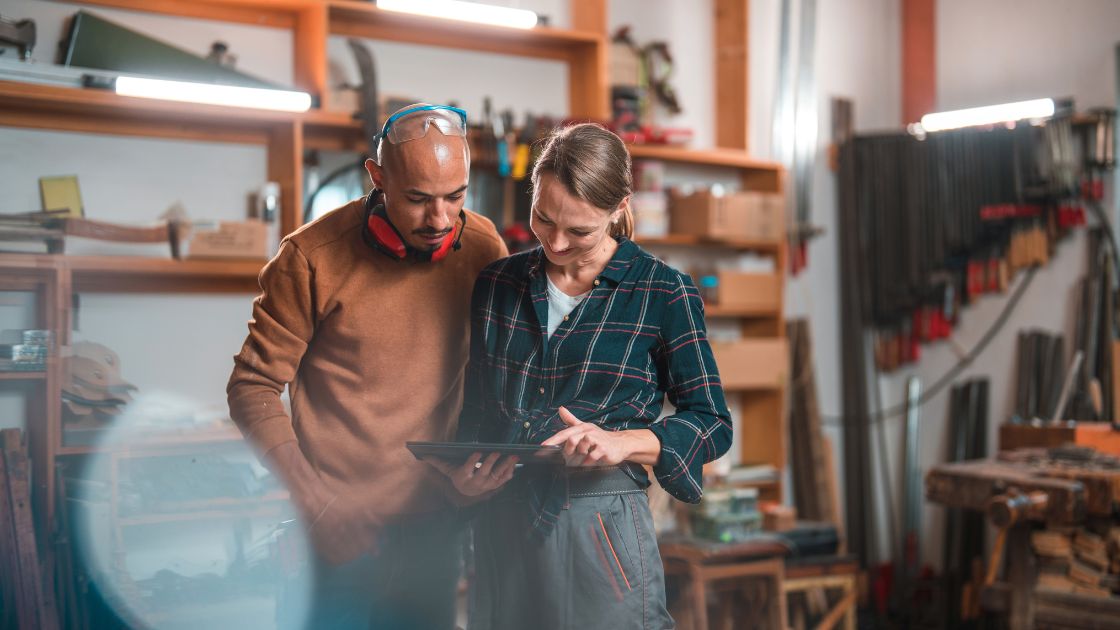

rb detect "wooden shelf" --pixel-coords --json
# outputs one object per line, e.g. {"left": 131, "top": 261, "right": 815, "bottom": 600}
{"left": 723, "top": 383, "right": 784, "bottom": 394}
{"left": 117, "top": 490, "right": 289, "bottom": 526}
{"left": 0, "top": 253, "right": 263, "bottom": 293}
{"left": 68, "top": 256, "right": 265, "bottom": 293}
{"left": 634, "top": 234, "right": 782, "bottom": 254}
{"left": 327, "top": 1, "right": 602, "bottom": 60}
{"left": 0, "top": 371, "right": 47, "bottom": 381}
{"left": 58, "top": 427, "right": 247, "bottom": 456}
{"left": 627, "top": 144, "right": 781, "bottom": 171}
{"left": 118, "top": 504, "right": 285, "bottom": 527}
{"left": 0, "top": 80, "right": 308, "bottom": 145}
{"left": 65, "top": 0, "right": 318, "bottom": 29}
{"left": 705, "top": 304, "right": 782, "bottom": 318}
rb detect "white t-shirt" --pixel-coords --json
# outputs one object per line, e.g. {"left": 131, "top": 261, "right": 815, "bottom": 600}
{"left": 545, "top": 275, "right": 590, "bottom": 339}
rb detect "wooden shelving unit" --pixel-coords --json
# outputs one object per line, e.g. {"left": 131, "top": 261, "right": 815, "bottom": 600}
{"left": 2, "top": 0, "right": 786, "bottom": 558}
{"left": 634, "top": 234, "right": 782, "bottom": 253}
{"left": 0, "top": 371, "right": 49, "bottom": 381}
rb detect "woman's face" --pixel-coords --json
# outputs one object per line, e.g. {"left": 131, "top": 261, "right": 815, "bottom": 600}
{"left": 530, "top": 172, "right": 617, "bottom": 266}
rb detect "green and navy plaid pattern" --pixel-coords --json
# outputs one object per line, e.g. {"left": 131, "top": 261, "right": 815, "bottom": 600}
{"left": 458, "top": 238, "right": 733, "bottom": 537}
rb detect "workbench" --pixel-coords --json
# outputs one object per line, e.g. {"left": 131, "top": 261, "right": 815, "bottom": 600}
{"left": 926, "top": 447, "right": 1120, "bottom": 629}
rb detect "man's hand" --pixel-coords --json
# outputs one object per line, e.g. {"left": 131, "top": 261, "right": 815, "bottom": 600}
{"left": 425, "top": 452, "right": 518, "bottom": 498}
{"left": 541, "top": 406, "right": 661, "bottom": 467}
{"left": 304, "top": 493, "right": 382, "bottom": 566}
{"left": 265, "top": 442, "right": 380, "bottom": 566}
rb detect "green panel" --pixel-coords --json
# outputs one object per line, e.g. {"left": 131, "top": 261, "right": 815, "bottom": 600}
{"left": 61, "top": 10, "right": 281, "bottom": 90}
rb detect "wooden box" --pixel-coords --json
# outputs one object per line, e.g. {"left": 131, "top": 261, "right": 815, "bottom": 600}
{"left": 670, "top": 190, "right": 784, "bottom": 241}
{"left": 699, "top": 271, "right": 781, "bottom": 313}
{"left": 710, "top": 339, "right": 788, "bottom": 390}
{"left": 186, "top": 220, "right": 269, "bottom": 260}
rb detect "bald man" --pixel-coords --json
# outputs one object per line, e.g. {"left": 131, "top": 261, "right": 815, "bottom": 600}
{"left": 227, "top": 104, "right": 507, "bottom": 629}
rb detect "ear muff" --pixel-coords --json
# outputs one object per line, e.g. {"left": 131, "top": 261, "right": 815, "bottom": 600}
{"left": 367, "top": 212, "right": 408, "bottom": 259}
{"left": 362, "top": 191, "right": 467, "bottom": 262}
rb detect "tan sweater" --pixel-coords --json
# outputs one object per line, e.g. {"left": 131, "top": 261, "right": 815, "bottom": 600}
{"left": 227, "top": 198, "right": 507, "bottom": 518}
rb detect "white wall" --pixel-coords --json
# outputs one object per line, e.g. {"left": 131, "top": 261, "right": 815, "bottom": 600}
{"left": 868, "top": 0, "right": 1120, "bottom": 569}
{"left": 0, "top": 0, "right": 570, "bottom": 420}
{"left": 760, "top": 0, "right": 901, "bottom": 563}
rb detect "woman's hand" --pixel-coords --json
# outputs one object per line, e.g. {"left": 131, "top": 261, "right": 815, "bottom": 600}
{"left": 541, "top": 407, "right": 661, "bottom": 467}
{"left": 425, "top": 452, "right": 518, "bottom": 497}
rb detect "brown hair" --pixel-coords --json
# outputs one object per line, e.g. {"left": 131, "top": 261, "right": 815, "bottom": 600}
{"left": 531, "top": 123, "right": 634, "bottom": 239}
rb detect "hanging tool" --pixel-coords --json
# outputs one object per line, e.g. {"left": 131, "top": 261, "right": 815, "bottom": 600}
{"left": 1049, "top": 350, "right": 1084, "bottom": 424}
{"left": 902, "top": 376, "right": 922, "bottom": 582}
{"left": 302, "top": 39, "right": 379, "bottom": 223}
{"left": 0, "top": 15, "right": 35, "bottom": 60}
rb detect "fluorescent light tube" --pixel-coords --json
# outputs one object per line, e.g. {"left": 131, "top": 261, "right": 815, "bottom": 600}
{"left": 919, "top": 98, "right": 1055, "bottom": 133}
{"left": 377, "top": 0, "right": 538, "bottom": 29}
{"left": 114, "top": 76, "right": 312, "bottom": 112}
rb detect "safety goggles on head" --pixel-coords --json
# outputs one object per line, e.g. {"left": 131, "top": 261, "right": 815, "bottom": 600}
{"left": 378, "top": 105, "right": 468, "bottom": 147}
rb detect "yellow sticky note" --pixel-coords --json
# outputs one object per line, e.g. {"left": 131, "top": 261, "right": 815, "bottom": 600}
{"left": 39, "top": 175, "right": 83, "bottom": 218}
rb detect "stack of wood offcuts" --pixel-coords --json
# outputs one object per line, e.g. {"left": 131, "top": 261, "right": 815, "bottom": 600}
{"left": 1033, "top": 526, "right": 1120, "bottom": 598}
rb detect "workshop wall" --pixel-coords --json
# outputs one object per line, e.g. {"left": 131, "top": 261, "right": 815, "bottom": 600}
{"left": 871, "top": 0, "right": 1120, "bottom": 571}
{"left": 767, "top": 0, "right": 903, "bottom": 550}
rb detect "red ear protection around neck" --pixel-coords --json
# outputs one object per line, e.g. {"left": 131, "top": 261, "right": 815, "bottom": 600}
{"left": 363, "top": 191, "right": 466, "bottom": 262}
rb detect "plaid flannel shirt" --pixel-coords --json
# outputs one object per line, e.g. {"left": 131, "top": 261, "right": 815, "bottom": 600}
{"left": 458, "top": 238, "right": 732, "bottom": 536}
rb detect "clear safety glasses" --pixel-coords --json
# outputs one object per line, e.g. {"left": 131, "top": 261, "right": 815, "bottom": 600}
{"left": 378, "top": 105, "right": 468, "bottom": 146}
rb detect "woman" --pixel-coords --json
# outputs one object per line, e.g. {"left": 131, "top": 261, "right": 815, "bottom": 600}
{"left": 438, "top": 123, "right": 732, "bottom": 629}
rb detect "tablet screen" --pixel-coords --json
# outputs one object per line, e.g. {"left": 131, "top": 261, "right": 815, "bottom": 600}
{"left": 406, "top": 441, "right": 564, "bottom": 466}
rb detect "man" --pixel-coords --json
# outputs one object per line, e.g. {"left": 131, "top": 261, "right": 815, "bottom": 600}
{"left": 227, "top": 104, "right": 507, "bottom": 629}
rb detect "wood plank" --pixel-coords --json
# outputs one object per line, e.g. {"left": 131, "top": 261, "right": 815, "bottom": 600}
{"left": 0, "top": 427, "right": 24, "bottom": 629}
{"left": 567, "top": 37, "right": 610, "bottom": 119}
{"left": 570, "top": 0, "right": 608, "bottom": 34}
{"left": 64, "top": 0, "right": 300, "bottom": 28}
{"left": 925, "top": 460, "right": 1086, "bottom": 524}
{"left": 713, "top": 0, "right": 749, "bottom": 150}
{"left": 634, "top": 234, "right": 781, "bottom": 254}
{"left": 294, "top": 4, "right": 330, "bottom": 106}
{"left": 740, "top": 390, "right": 787, "bottom": 471}
{"left": 901, "top": 0, "right": 936, "bottom": 124}
{"left": 787, "top": 319, "right": 838, "bottom": 526}
{"left": 328, "top": 1, "right": 600, "bottom": 61}
{"left": 65, "top": 256, "right": 264, "bottom": 293}
{"left": 704, "top": 304, "right": 782, "bottom": 319}
{"left": 0, "top": 372, "right": 47, "bottom": 381}
{"left": 2, "top": 430, "right": 58, "bottom": 629}
{"left": 270, "top": 121, "right": 305, "bottom": 237}
{"left": 627, "top": 143, "right": 781, "bottom": 171}
{"left": 1114, "top": 340, "right": 1120, "bottom": 424}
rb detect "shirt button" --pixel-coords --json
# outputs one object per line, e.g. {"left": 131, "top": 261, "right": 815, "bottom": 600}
{"left": 563, "top": 315, "right": 570, "bottom": 321}
{"left": 523, "top": 421, "right": 531, "bottom": 429}
{"left": 593, "top": 279, "right": 601, "bottom": 286}
{"left": 538, "top": 387, "right": 545, "bottom": 394}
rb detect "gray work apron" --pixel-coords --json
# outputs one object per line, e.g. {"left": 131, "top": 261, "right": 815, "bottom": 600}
{"left": 469, "top": 467, "right": 675, "bottom": 630}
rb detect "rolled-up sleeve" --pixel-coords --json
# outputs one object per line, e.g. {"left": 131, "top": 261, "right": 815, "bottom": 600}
{"left": 648, "top": 273, "right": 733, "bottom": 503}
{"left": 226, "top": 239, "right": 315, "bottom": 455}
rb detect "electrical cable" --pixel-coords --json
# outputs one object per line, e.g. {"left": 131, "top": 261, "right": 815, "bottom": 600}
{"left": 815, "top": 264, "right": 1039, "bottom": 427}
{"left": 302, "top": 159, "right": 366, "bottom": 224}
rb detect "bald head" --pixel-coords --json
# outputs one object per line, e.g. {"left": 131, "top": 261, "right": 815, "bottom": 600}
{"left": 364, "top": 104, "right": 471, "bottom": 253}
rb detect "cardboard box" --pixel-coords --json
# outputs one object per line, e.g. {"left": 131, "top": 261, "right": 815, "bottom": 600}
{"left": 746, "top": 193, "right": 785, "bottom": 242}
{"left": 696, "top": 271, "right": 781, "bottom": 312}
{"left": 187, "top": 220, "right": 269, "bottom": 260}
{"left": 710, "top": 339, "right": 788, "bottom": 390}
{"left": 632, "top": 191, "right": 669, "bottom": 238}
{"left": 669, "top": 190, "right": 784, "bottom": 241}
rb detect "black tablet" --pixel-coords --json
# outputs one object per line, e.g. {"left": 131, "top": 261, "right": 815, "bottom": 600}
{"left": 406, "top": 441, "right": 564, "bottom": 466}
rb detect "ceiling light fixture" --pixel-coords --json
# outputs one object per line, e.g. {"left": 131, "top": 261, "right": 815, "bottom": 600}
{"left": 113, "top": 76, "right": 312, "bottom": 112}
{"left": 918, "top": 98, "right": 1056, "bottom": 133}
{"left": 377, "top": 0, "right": 538, "bottom": 30}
